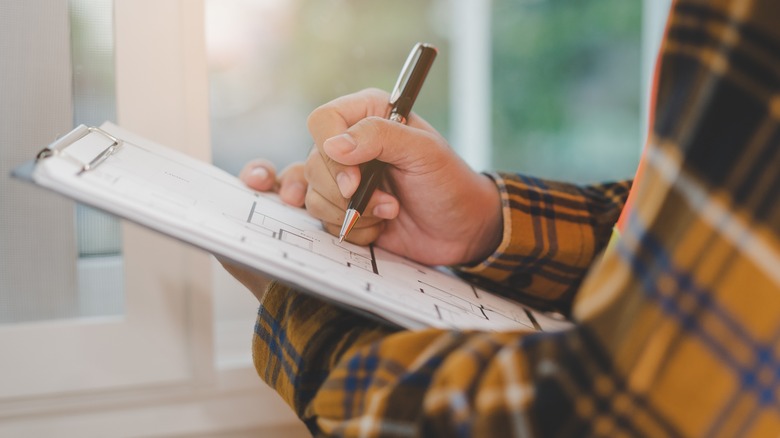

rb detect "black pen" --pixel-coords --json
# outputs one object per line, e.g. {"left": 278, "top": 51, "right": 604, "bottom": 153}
{"left": 338, "top": 42, "right": 437, "bottom": 242}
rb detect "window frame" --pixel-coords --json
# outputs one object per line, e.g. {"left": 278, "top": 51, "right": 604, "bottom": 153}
{"left": 0, "top": 1, "right": 300, "bottom": 435}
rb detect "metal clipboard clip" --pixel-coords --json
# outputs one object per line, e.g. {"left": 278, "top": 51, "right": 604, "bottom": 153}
{"left": 36, "top": 125, "right": 123, "bottom": 175}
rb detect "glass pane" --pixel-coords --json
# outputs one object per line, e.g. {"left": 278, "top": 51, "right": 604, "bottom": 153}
{"left": 71, "top": 0, "right": 124, "bottom": 318}
{"left": 206, "top": 0, "right": 450, "bottom": 175}
{"left": 491, "top": 0, "right": 642, "bottom": 182}
{"left": 0, "top": 0, "right": 122, "bottom": 325}
{"left": 70, "top": 0, "right": 124, "bottom": 317}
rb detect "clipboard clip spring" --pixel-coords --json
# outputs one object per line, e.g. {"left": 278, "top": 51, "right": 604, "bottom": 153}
{"left": 36, "top": 126, "right": 123, "bottom": 175}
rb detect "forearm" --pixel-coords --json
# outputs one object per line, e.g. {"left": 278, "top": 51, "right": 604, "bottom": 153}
{"left": 254, "top": 283, "right": 660, "bottom": 437}
{"left": 456, "top": 172, "right": 632, "bottom": 313}
{"left": 252, "top": 281, "right": 399, "bottom": 419}
{"left": 254, "top": 282, "right": 545, "bottom": 436}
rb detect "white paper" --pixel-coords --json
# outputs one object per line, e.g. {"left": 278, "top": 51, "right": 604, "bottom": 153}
{"left": 28, "top": 122, "right": 570, "bottom": 332}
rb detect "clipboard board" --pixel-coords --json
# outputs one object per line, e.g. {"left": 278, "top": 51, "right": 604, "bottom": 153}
{"left": 12, "top": 122, "right": 570, "bottom": 332}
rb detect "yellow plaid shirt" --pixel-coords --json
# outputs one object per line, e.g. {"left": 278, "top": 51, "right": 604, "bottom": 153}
{"left": 252, "top": 1, "right": 780, "bottom": 436}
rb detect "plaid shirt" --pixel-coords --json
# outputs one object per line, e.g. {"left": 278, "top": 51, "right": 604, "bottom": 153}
{"left": 251, "top": 1, "right": 780, "bottom": 436}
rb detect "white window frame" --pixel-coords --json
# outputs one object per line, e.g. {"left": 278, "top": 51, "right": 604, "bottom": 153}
{"left": 0, "top": 1, "right": 302, "bottom": 436}
{"left": 0, "top": 0, "right": 207, "bottom": 401}
{"left": 450, "top": 0, "right": 492, "bottom": 172}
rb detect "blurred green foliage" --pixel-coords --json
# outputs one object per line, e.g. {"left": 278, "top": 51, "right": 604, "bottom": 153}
{"left": 282, "top": 0, "right": 451, "bottom": 135}
{"left": 492, "top": 0, "right": 642, "bottom": 182}
{"left": 208, "top": 0, "right": 643, "bottom": 183}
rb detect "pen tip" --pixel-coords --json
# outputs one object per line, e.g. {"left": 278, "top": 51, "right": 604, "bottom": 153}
{"left": 339, "top": 209, "right": 360, "bottom": 244}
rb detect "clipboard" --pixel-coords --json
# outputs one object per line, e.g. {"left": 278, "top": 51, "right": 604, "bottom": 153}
{"left": 12, "top": 122, "right": 571, "bottom": 332}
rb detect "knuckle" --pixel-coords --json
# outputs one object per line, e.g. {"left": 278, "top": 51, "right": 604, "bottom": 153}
{"left": 349, "top": 226, "right": 381, "bottom": 246}
{"left": 303, "top": 150, "right": 327, "bottom": 181}
{"left": 362, "top": 87, "right": 389, "bottom": 101}
{"left": 303, "top": 160, "right": 315, "bottom": 182}
{"left": 306, "top": 103, "right": 328, "bottom": 132}
{"left": 303, "top": 190, "right": 322, "bottom": 216}
{"left": 352, "top": 117, "right": 387, "bottom": 152}
{"left": 304, "top": 191, "right": 340, "bottom": 224}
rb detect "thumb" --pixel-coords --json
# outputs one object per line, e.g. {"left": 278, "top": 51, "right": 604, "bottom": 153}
{"left": 322, "top": 116, "right": 438, "bottom": 169}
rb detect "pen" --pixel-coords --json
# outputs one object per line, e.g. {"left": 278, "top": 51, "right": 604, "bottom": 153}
{"left": 338, "top": 42, "right": 437, "bottom": 243}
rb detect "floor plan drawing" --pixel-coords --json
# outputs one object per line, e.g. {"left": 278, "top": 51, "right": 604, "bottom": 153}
{"left": 26, "top": 123, "right": 571, "bottom": 332}
{"left": 242, "top": 199, "right": 378, "bottom": 274}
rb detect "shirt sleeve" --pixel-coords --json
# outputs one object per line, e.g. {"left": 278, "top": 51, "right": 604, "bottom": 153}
{"left": 252, "top": 281, "right": 399, "bottom": 427}
{"left": 253, "top": 282, "right": 682, "bottom": 437}
{"left": 455, "top": 172, "right": 631, "bottom": 313}
{"left": 252, "top": 175, "right": 631, "bottom": 434}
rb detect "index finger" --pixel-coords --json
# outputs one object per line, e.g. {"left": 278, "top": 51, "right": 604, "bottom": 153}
{"left": 305, "top": 88, "right": 392, "bottom": 200}
{"left": 306, "top": 88, "right": 391, "bottom": 148}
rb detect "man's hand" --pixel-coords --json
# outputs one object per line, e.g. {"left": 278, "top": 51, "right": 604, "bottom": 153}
{"left": 303, "top": 88, "right": 503, "bottom": 266}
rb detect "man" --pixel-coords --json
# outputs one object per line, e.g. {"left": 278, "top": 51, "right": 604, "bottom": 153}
{"left": 227, "top": 0, "right": 780, "bottom": 435}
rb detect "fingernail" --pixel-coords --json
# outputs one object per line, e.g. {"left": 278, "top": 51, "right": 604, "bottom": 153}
{"left": 326, "top": 133, "right": 357, "bottom": 155}
{"left": 251, "top": 166, "right": 269, "bottom": 180}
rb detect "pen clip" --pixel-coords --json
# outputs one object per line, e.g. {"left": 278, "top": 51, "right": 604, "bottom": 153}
{"left": 388, "top": 43, "right": 437, "bottom": 124}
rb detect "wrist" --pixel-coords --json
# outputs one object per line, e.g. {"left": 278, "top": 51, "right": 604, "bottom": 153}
{"left": 467, "top": 173, "right": 504, "bottom": 264}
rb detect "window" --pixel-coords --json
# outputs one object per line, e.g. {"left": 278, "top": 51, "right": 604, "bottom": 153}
{"left": 1, "top": 0, "right": 198, "bottom": 399}
{"left": 0, "top": 2, "right": 314, "bottom": 435}
{"left": 206, "top": 1, "right": 663, "bottom": 183}
{"left": 0, "top": 0, "right": 123, "bottom": 325}
{"left": 206, "top": 0, "right": 450, "bottom": 175}
{"left": 71, "top": 0, "right": 125, "bottom": 318}
{"left": 490, "top": 0, "right": 643, "bottom": 182}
